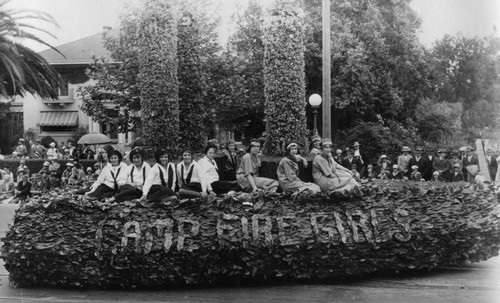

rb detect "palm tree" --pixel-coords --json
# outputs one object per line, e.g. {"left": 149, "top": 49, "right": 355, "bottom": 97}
{"left": 0, "top": 0, "right": 60, "bottom": 99}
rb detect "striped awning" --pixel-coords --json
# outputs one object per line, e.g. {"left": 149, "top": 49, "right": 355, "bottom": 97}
{"left": 39, "top": 111, "right": 78, "bottom": 127}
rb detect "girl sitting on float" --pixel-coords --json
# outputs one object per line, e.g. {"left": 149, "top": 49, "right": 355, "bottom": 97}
{"left": 277, "top": 142, "right": 320, "bottom": 196}
{"left": 312, "top": 140, "right": 361, "bottom": 196}
{"left": 176, "top": 149, "right": 203, "bottom": 199}
{"left": 85, "top": 150, "right": 128, "bottom": 201}
{"left": 140, "top": 150, "right": 177, "bottom": 202}
{"left": 198, "top": 144, "right": 242, "bottom": 200}
{"left": 110, "top": 148, "right": 151, "bottom": 203}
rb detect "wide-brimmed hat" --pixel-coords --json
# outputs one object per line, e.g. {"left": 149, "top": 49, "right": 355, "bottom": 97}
{"left": 466, "top": 146, "right": 475, "bottom": 152}
{"left": 401, "top": 146, "right": 411, "bottom": 152}
{"left": 411, "top": 165, "right": 418, "bottom": 170}
{"left": 414, "top": 146, "right": 423, "bottom": 153}
{"left": 451, "top": 150, "right": 459, "bottom": 156}
{"left": 336, "top": 149, "right": 342, "bottom": 154}
{"left": 392, "top": 164, "right": 399, "bottom": 169}
{"left": 353, "top": 141, "right": 360, "bottom": 147}
{"left": 459, "top": 146, "right": 467, "bottom": 152}
{"left": 453, "top": 163, "right": 460, "bottom": 168}
{"left": 66, "top": 162, "right": 74, "bottom": 167}
{"left": 320, "top": 140, "right": 333, "bottom": 147}
{"left": 437, "top": 148, "right": 447, "bottom": 154}
{"left": 381, "top": 154, "right": 387, "bottom": 159}
{"left": 433, "top": 171, "right": 439, "bottom": 176}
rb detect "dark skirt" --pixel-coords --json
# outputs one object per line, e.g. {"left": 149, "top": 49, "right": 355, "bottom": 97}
{"left": 181, "top": 182, "right": 202, "bottom": 192}
{"left": 211, "top": 181, "right": 242, "bottom": 195}
{"left": 114, "top": 184, "right": 143, "bottom": 202}
{"left": 88, "top": 184, "right": 116, "bottom": 200}
{"left": 147, "top": 184, "right": 175, "bottom": 201}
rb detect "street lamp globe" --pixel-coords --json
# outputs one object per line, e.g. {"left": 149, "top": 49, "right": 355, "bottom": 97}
{"left": 308, "top": 94, "right": 322, "bottom": 108}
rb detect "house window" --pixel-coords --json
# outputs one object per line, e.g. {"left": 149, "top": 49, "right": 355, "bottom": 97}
{"left": 59, "top": 76, "right": 69, "bottom": 96}
{"left": 100, "top": 122, "right": 118, "bottom": 140}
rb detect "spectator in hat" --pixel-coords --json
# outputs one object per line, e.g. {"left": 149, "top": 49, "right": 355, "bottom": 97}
{"left": 352, "top": 141, "right": 367, "bottom": 173}
{"left": 432, "top": 149, "right": 451, "bottom": 181}
{"left": 409, "top": 165, "right": 422, "bottom": 181}
{"left": 48, "top": 169, "right": 62, "bottom": 189}
{"left": 388, "top": 164, "right": 403, "bottom": 180}
{"left": 350, "top": 164, "right": 361, "bottom": 181}
{"left": 431, "top": 170, "right": 445, "bottom": 182}
{"left": 12, "top": 138, "right": 28, "bottom": 159}
{"left": 485, "top": 148, "right": 498, "bottom": 182}
{"left": 309, "top": 135, "right": 322, "bottom": 156}
{"left": 70, "top": 163, "right": 87, "bottom": 186}
{"left": 449, "top": 150, "right": 462, "bottom": 173}
{"left": 46, "top": 142, "right": 58, "bottom": 159}
{"left": 458, "top": 146, "right": 467, "bottom": 160}
{"left": 39, "top": 161, "right": 50, "bottom": 174}
{"left": 48, "top": 158, "right": 61, "bottom": 176}
{"left": 334, "top": 149, "right": 343, "bottom": 163}
{"left": 409, "top": 146, "right": 431, "bottom": 181}
{"left": 341, "top": 150, "right": 362, "bottom": 172}
{"left": 0, "top": 167, "right": 14, "bottom": 195}
{"left": 11, "top": 170, "right": 31, "bottom": 204}
{"left": 449, "top": 163, "right": 465, "bottom": 182}
{"left": 376, "top": 154, "right": 392, "bottom": 177}
{"left": 81, "top": 143, "right": 95, "bottom": 160}
{"left": 463, "top": 146, "right": 479, "bottom": 182}
{"left": 397, "top": 146, "right": 413, "bottom": 176}
{"left": 16, "top": 159, "right": 29, "bottom": 180}
{"left": 362, "top": 164, "right": 377, "bottom": 180}
{"left": 61, "top": 162, "right": 74, "bottom": 185}
{"left": 32, "top": 140, "right": 47, "bottom": 159}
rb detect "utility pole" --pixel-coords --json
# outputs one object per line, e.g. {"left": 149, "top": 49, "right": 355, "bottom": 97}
{"left": 322, "top": 0, "right": 331, "bottom": 140}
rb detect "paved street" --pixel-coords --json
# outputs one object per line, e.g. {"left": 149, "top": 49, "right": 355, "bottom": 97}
{"left": 0, "top": 204, "right": 498, "bottom": 303}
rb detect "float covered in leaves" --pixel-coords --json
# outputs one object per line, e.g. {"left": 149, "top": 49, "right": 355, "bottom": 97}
{"left": 2, "top": 182, "right": 500, "bottom": 289}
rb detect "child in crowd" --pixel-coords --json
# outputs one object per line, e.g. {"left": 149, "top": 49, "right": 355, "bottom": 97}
{"left": 409, "top": 165, "right": 422, "bottom": 181}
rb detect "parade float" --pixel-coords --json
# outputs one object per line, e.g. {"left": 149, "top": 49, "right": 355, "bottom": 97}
{"left": 2, "top": 181, "right": 499, "bottom": 289}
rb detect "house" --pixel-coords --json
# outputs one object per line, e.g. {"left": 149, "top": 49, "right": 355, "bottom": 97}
{"left": 6, "top": 27, "right": 135, "bottom": 152}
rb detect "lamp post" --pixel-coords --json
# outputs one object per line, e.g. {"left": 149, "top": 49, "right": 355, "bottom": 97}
{"left": 308, "top": 94, "right": 322, "bottom": 136}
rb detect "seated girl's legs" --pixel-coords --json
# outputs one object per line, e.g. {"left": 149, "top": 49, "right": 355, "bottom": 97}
{"left": 179, "top": 182, "right": 202, "bottom": 199}
{"left": 114, "top": 184, "right": 142, "bottom": 202}
{"left": 88, "top": 184, "right": 116, "bottom": 200}
{"left": 146, "top": 184, "right": 176, "bottom": 201}
{"left": 254, "top": 177, "right": 279, "bottom": 192}
{"left": 211, "top": 181, "right": 242, "bottom": 195}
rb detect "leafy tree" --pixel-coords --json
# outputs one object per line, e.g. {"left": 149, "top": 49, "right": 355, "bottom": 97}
{"left": 263, "top": 0, "right": 308, "bottom": 155}
{"left": 0, "top": 1, "right": 60, "bottom": 99}
{"left": 213, "top": 0, "right": 266, "bottom": 141}
{"left": 79, "top": 13, "right": 142, "bottom": 134}
{"left": 431, "top": 34, "right": 500, "bottom": 131}
{"left": 138, "top": 0, "right": 179, "bottom": 156}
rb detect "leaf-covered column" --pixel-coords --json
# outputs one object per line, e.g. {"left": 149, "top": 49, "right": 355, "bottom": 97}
{"left": 177, "top": 11, "right": 206, "bottom": 152}
{"left": 263, "top": 0, "right": 308, "bottom": 155}
{"left": 138, "top": 0, "right": 179, "bottom": 157}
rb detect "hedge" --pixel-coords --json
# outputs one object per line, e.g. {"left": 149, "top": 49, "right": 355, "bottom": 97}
{"left": 2, "top": 181, "right": 499, "bottom": 289}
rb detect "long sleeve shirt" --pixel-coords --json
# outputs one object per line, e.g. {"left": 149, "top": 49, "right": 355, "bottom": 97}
{"left": 197, "top": 156, "right": 220, "bottom": 193}
{"left": 142, "top": 163, "right": 176, "bottom": 197}
{"left": 125, "top": 162, "right": 151, "bottom": 190}
{"left": 90, "top": 162, "right": 128, "bottom": 192}
{"left": 176, "top": 161, "right": 201, "bottom": 188}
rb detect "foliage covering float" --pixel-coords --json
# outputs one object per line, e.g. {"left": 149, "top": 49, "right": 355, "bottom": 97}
{"left": 2, "top": 182, "right": 500, "bottom": 289}
{"left": 138, "top": 0, "right": 179, "bottom": 157}
{"left": 177, "top": 11, "right": 207, "bottom": 153}
{"left": 263, "top": 0, "right": 308, "bottom": 155}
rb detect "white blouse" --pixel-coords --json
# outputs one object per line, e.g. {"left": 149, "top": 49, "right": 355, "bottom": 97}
{"left": 90, "top": 162, "right": 128, "bottom": 192}
{"left": 142, "top": 162, "right": 177, "bottom": 197}
{"left": 176, "top": 161, "right": 201, "bottom": 187}
{"left": 126, "top": 162, "right": 151, "bottom": 189}
{"left": 197, "top": 156, "right": 219, "bottom": 193}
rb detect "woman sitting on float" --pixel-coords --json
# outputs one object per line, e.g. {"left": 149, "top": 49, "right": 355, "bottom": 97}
{"left": 109, "top": 148, "right": 151, "bottom": 203}
{"left": 198, "top": 144, "right": 242, "bottom": 199}
{"left": 277, "top": 142, "right": 320, "bottom": 195}
{"left": 85, "top": 150, "right": 128, "bottom": 201}
{"left": 139, "top": 150, "right": 177, "bottom": 202}
{"left": 236, "top": 139, "right": 279, "bottom": 193}
{"left": 312, "top": 140, "right": 361, "bottom": 195}
{"left": 176, "top": 149, "right": 203, "bottom": 199}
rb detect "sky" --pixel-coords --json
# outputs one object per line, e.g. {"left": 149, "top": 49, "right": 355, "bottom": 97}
{"left": 5, "top": 0, "right": 500, "bottom": 52}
